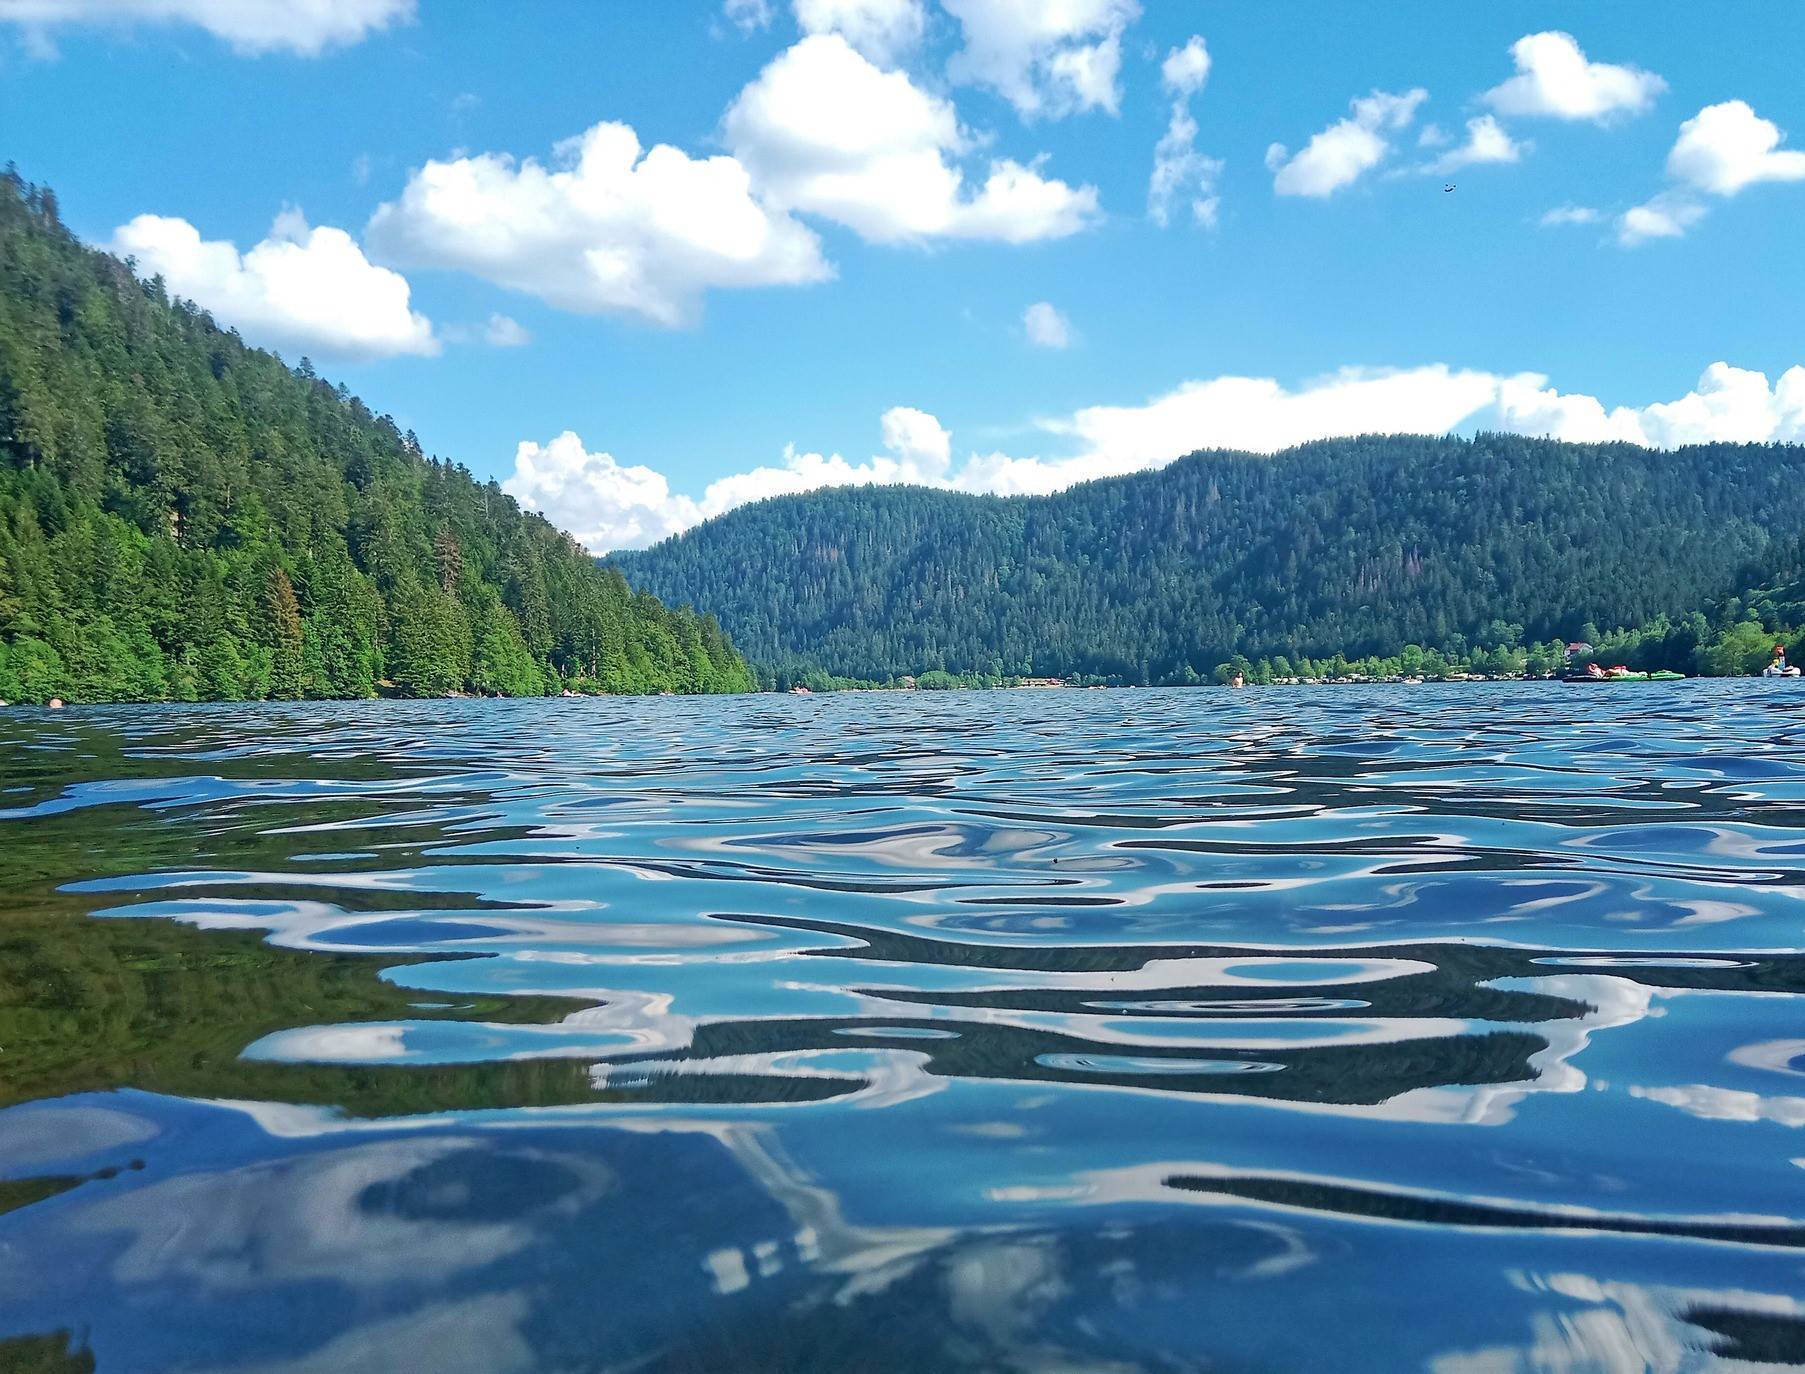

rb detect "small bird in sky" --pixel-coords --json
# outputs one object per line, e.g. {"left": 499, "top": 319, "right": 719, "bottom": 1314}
{"left": 1443, "top": 183, "right": 1456, "bottom": 193}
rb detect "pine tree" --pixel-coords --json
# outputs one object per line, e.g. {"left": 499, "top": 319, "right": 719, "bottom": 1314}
{"left": 266, "top": 566, "right": 304, "bottom": 700}
{"left": 0, "top": 173, "right": 754, "bottom": 704}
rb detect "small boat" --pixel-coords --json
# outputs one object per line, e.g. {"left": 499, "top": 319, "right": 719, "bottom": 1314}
{"left": 1763, "top": 647, "right": 1802, "bottom": 677}
{"left": 1560, "top": 669, "right": 1684, "bottom": 683}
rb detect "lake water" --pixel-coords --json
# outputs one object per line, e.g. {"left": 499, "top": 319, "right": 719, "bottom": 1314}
{"left": 4, "top": 685, "right": 1805, "bottom": 1371}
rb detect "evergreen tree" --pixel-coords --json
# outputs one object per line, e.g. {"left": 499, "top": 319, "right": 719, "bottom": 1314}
{"left": 0, "top": 171, "right": 754, "bottom": 704}
{"left": 266, "top": 566, "right": 304, "bottom": 700}
{"left": 616, "top": 435, "right": 1805, "bottom": 684}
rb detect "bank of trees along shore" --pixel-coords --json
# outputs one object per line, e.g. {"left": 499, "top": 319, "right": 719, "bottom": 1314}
{"left": 1214, "top": 613, "right": 1805, "bottom": 686}
{"left": 0, "top": 174, "right": 754, "bottom": 704}
{"left": 1215, "top": 536, "right": 1805, "bottom": 685}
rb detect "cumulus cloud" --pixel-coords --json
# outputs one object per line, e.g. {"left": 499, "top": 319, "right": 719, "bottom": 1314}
{"left": 697, "top": 408, "right": 952, "bottom": 519}
{"left": 724, "top": 33, "right": 1099, "bottom": 244}
{"left": 484, "top": 314, "right": 531, "bottom": 347}
{"left": 112, "top": 208, "right": 436, "bottom": 360}
{"left": 1148, "top": 35, "right": 1222, "bottom": 228}
{"left": 1421, "top": 115, "right": 1524, "bottom": 174}
{"left": 442, "top": 313, "right": 534, "bottom": 348}
{"left": 505, "top": 406, "right": 953, "bottom": 551}
{"left": 0, "top": 0, "right": 412, "bottom": 55}
{"left": 982, "top": 362, "right": 1805, "bottom": 492}
{"left": 1482, "top": 31, "right": 1664, "bottom": 122}
{"left": 1618, "top": 100, "right": 1805, "bottom": 245}
{"left": 510, "top": 362, "right": 1805, "bottom": 552}
{"left": 1160, "top": 33, "right": 1209, "bottom": 97}
{"left": 1022, "top": 301, "right": 1072, "bottom": 349}
{"left": 1045, "top": 366, "right": 1508, "bottom": 477}
{"left": 1487, "top": 361, "right": 1805, "bottom": 446}
{"left": 793, "top": 0, "right": 924, "bottom": 64}
{"left": 722, "top": 0, "right": 773, "bottom": 33}
{"left": 1617, "top": 194, "right": 1706, "bottom": 245}
{"left": 974, "top": 363, "right": 1805, "bottom": 492}
{"left": 941, "top": 0, "right": 1139, "bottom": 119}
{"left": 1270, "top": 88, "right": 1428, "bottom": 197}
{"left": 365, "top": 121, "right": 830, "bottom": 326}
{"left": 504, "top": 433, "right": 703, "bottom": 552}
{"left": 1666, "top": 99, "right": 1805, "bottom": 195}
{"left": 1539, "top": 204, "right": 1599, "bottom": 227}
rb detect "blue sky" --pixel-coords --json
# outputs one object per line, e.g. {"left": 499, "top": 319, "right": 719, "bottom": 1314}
{"left": 4, "top": 0, "right": 1804, "bottom": 549}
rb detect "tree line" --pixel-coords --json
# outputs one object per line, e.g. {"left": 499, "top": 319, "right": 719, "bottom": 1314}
{"left": 612, "top": 432, "right": 1805, "bottom": 687}
{"left": 0, "top": 173, "right": 755, "bottom": 704}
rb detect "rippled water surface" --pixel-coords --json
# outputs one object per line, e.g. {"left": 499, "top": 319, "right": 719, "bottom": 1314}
{"left": 6, "top": 685, "right": 1805, "bottom": 1370}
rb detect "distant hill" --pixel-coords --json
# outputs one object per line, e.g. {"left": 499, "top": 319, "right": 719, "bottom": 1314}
{"left": 0, "top": 174, "right": 754, "bottom": 703}
{"left": 611, "top": 432, "right": 1805, "bottom": 685}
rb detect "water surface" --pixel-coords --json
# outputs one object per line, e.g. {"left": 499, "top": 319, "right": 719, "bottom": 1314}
{"left": 4, "top": 685, "right": 1805, "bottom": 1370}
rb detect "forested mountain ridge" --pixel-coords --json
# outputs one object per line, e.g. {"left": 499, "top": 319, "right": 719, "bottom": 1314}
{"left": 612, "top": 432, "right": 1805, "bottom": 686}
{"left": 0, "top": 174, "right": 755, "bottom": 703}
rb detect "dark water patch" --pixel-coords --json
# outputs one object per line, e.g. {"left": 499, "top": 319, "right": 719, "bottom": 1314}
{"left": 1685, "top": 1307, "right": 1805, "bottom": 1364}
{"left": 1166, "top": 1170, "right": 1805, "bottom": 1249}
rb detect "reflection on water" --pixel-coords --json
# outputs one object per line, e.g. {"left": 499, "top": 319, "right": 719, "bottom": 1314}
{"left": 4, "top": 685, "right": 1805, "bottom": 1368}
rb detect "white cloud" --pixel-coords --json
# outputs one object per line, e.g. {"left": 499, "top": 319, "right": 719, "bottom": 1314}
{"left": 1539, "top": 204, "right": 1599, "bottom": 227}
{"left": 701, "top": 404, "right": 953, "bottom": 514}
{"left": 723, "top": 0, "right": 773, "bottom": 33}
{"left": 793, "top": 0, "right": 924, "bottom": 64}
{"left": 984, "top": 362, "right": 1805, "bottom": 492}
{"left": 1160, "top": 33, "right": 1209, "bottom": 97}
{"left": 1482, "top": 31, "right": 1664, "bottom": 122}
{"left": 1043, "top": 366, "right": 1507, "bottom": 478}
{"left": 1617, "top": 193, "right": 1705, "bottom": 245}
{"left": 1271, "top": 88, "right": 1428, "bottom": 198}
{"left": 0, "top": 0, "right": 412, "bottom": 55}
{"left": 484, "top": 314, "right": 531, "bottom": 347}
{"left": 505, "top": 406, "right": 952, "bottom": 551}
{"left": 989, "top": 362, "right": 1805, "bottom": 489}
{"left": 1422, "top": 115, "right": 1524, "bottom": 174}
{"left": 1666, "top": 99, "right": 1805, "bottom": 196}
{"left": 365, "top": 121, "right": 830, "bottom": 327}
{"left": 724, "top": 33, "right": 1099, "bottom": 244}
{"left": 513, "top": 361, "right": 1805, "bottom": 554}
{"left": 1148, "top": 35, "right": 1221, "bottom": 228}
{"left": 940, "top": 0, "right": 1139, "bottom": 119}
{"left": 1023, "top": 301, "right": 1072, "bottom": 349}
{"left": 504, "top": 433, "right": 703, "bottom": 552}
{"left": 1616, "top": 100, "right": 1805, "bottom": 246}
{"left": 112, "top": 208, "right": 436, "bottom": 360}
{"left": 1490, "top": 361, "right": 1805, "bottom": 446}
{"left": 443, "top": 313, "right": 534, "bottom": 348}
{"left": 879, "top": 404, "right": 953, "bottom": 475}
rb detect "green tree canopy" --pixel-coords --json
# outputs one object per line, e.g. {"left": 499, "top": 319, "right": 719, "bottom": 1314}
{"left": 0, "top": 171, "right": 755, "bottom": 704}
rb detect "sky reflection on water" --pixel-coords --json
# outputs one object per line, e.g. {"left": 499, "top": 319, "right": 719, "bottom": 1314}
{"left": 4, "top": 684, "right": 1805, "bottom": 1370}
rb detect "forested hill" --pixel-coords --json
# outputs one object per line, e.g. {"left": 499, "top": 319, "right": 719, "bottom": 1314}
{"left": 0, "top": 175, "right": 754, "bottom": 703}
{"left": 611, "top": 433, "right": 1805, "bottom": 686}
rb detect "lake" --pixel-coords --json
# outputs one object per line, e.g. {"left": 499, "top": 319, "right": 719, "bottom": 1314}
{"left": 3, "top": 684, "right": 1805, "bottom": 1371}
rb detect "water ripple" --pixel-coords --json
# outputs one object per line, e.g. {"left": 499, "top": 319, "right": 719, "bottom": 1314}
{"left": 5, "top": 683, "right": 1805, "bottom": 1370}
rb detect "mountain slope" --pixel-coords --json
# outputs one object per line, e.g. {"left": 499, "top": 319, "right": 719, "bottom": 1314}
{"left": 0, "top": 174, "right": 754, "bottom": 703}
{"left": 611, "top": 432, "right": 1805, "bottom": 684}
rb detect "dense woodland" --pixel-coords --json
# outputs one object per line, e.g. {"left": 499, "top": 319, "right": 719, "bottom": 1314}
{"left": 0, "top": 174, "right": 754, "bottom": 704}
{"left": 614, "top": 434, "right": 1805, "bottom": 687}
